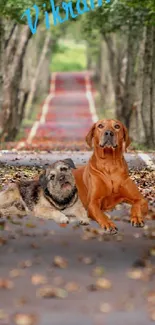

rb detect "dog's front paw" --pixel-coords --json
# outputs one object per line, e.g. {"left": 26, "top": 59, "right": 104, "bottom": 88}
{"left": 76, "top": 209, "right": 90, "bottom": 226}
{"left": 59, "top": 215, "right": 69, "bottom": 224}
{"left": 131, "top": 216, "right": 144, "bottom": 228}
{"left": 79, "top": 219, "right": 90, "bottom": 226}
{"left": 99, "top": 219, "right": 118, "bottom": 234}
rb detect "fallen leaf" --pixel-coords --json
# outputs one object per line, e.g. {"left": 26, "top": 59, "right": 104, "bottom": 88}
{"left": 31, "top": 274, "right": 47, "bottom": 285}
{"left": 9, "top": 269, "right": 24, "bottom": 278}
{"left": 30, "top": 243, "right": 39, "bottom": 249}
{"left": 92, "top": 266, "right": 105, "bottom": 277}
{"left": 65, "top": 282, "right": 80, "bottom": 292}
{"left": 0, "top": 278, "right": 14, "bottom": 289}
{"left": 59, "top": 224, "right": 67, "bottom": 228}
{"left": 26, "top": 223, "right": 36, "bottom": 228}
{"left": 150, "top": 310, "right": 155, "bottom": 321}
{"left": 150, "top": 247, "right": 155, "bottom": 257}
{"left": 13, "top": 313, "right": 38, "bottom": 325}
{"left": 36, "top": 286, "right": 68, "bottom": 299}
{"left": 147, "top": 291, "right": 155, "bottom": 304}
{"left": 0, "top": 237, "right": 7, "bottom": 245}
{"left": 78, "top": 256, "right": 95, "bottom": 265}
{"left": 127, "top": 269, "right": 144, "bottom": 280}
{"left": 18, "top": 260, "right": 32, "bottom": 269}
{"left": 53, "top": 256, "right": 68, "bottom": 269}
{"left": 96, "top": 278, "right": 112, "bottom": 290}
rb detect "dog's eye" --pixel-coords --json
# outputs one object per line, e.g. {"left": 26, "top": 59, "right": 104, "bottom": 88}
{"left": 114, "top": 124, "right": 120, "bottom": 129}
{"left": 60, "top": 167, "right": 68, "bottom": 172}
{"left": 98, "top": 124, "right": 104, "bottom": 129}
{"left": 50, "top": 174, "right": 55, "bottom": 180}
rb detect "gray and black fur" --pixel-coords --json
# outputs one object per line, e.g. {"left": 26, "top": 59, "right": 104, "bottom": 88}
{"left": 0, "top": 159, "right": 90, "bottom": 225}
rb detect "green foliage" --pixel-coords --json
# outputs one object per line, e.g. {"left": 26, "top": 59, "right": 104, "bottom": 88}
{"left": 82, "top": 0, "right": 155, "bottom": 39}
{"left": 1, "top": 0, "right": 43, "bottom": 21}
{"left": 0, "top": 0, "right": 67, "bottom": 23}
{"left": 51, "top": 40, "right": 87, "bottom": 71}
{"left": 123, "top": 0, "right": 155, "bottom": 25}
{"left": 1, "top": 0, "right": 155, "bottom": 28}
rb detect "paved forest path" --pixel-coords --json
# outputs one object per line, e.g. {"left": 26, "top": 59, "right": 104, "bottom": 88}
{"left": 0, "top": 73, "right": 155, "bottom": 325}
{"left": 17, "top": 71, "right": 98, "bottom": 151}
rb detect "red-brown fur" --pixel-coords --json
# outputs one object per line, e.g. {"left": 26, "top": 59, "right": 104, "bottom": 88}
{"left": 73, "top": 119, "right": 148, "bottom": 232}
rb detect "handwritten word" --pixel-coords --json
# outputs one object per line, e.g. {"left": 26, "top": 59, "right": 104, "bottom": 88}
{"left": 21, "top": 0, "right": 110, "bottom": 35}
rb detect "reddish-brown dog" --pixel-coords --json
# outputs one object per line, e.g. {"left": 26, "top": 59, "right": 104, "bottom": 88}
{"left": 73, "top": 119, "right": 148, "bottom": 232}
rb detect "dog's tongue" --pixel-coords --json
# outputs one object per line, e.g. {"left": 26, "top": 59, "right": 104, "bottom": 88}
{"left": 62, "top": 182, "right": 71, "bottom": 190}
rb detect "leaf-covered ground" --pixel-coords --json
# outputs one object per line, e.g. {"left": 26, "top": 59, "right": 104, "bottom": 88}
{"left": 0, "top": 164, "right": 154, "bottom": 324}
{"left": 0, "top": 164, "right": 154, "bottom": 211}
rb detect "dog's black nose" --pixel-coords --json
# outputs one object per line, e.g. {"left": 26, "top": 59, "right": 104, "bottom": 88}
{"left": 105, "top": 130, "right": 114, "bottom": 137}
{"left": 59, "top": 175, "right": 65, "bottom": 181}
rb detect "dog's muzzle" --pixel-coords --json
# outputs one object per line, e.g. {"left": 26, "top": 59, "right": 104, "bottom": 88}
{"left": 99, "top": 130, "right": 117, "bottom": 148}
{"left": 59, "top": 174, "right": 72, "bottom": 189}
{"left": 59, "top": 175, "right": 66, "bottom": 182}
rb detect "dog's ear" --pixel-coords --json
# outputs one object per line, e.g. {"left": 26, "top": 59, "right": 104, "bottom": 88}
{"left": 63, "top": 158, "right": 76, "bottom": 169}
{"left": 123, "top": 124, "right": 131, "bottom": 151}
{"left": 39, "top": 171, "right": 47, "bottom": 190}
{"left": 86, "top": 123, "right": 96, "bottom": 148}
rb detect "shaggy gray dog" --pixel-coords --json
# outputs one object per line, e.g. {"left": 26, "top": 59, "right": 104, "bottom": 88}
{"left": 0, "top": 159, "right": 90, "bottom": 225}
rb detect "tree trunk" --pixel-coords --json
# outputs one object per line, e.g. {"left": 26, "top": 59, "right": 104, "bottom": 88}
{"left": 134, "top": 26, "right": 146, "bottom": 143}
{"left": 141, "top": 25, "right": 154, "bottom": 147}
{"left": 98, "top": 35, "right": 115, "bottom": 116}
{"left": 0, "top": 24, "right": 31, "bottom": 141}
{"left": 121, "top": 26, "right": 142, "bottom": 132}
{"left": 86, "top": 43, "right": 92, "bottom": 70}
{"left": 0, "top": 19, "right": 5, "bottom": 116}
{"left": 103, "top": 33, "right": 126, "bottom": 119}
{"left": 150, "top": 26, "right": 155, "bottom": 145}
{"left": 25, "top": 31, "right": 52, "bottom": 119}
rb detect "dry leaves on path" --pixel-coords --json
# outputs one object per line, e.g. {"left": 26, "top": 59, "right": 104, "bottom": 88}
{"left": 78, "top": 255, "right": 95, "bottom": 265}
{"left": 0, "top": 278, "right": 14, "bottom": 289}
{"left": 147, "top": 291, "right": 155, "bottom": 304}
{"left": 53, "top": 256, "right": 68, "bottom": 269}
{"left": 127, "top": 266, "right": 154, "bottom": 281}
{"left": 64, "top": 282, "right": 80, "bottom": 292}
{"left": 9, "top": 269, "right": 25, "bottom": 278}
{"left": 92, "top": 266, "right": 105, "bottom": 277}
{"left": 0, "top": 165, "right": 40, "bottom": 189}
{"left": 130, "top": 169, "right": 155, "bottom": 209}
{"left": 36, "top": 286, "right": 68, "bottom": 299}
{"left": 96, "top": 278, "right": 112, "bottom": 290}
{"left": 18, "top": 260, "right": 32, "bottom": 269}
{"left": 13, "top": 313, "right": 38, "bottom": 325}
{"left": 31, "top": 274, "right": 47, "bottom": 286}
